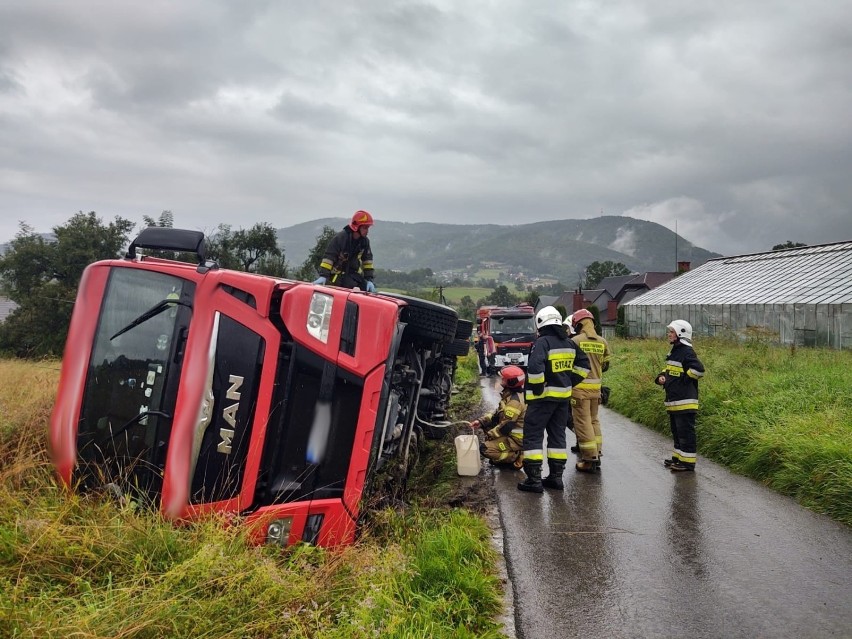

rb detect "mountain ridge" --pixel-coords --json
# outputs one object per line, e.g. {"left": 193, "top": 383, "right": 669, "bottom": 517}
{"left": 277, "top": 215, "right": 722, "bottom": 283}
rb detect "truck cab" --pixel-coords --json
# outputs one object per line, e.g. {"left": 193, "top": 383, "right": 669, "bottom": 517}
{"left": 476, "top": 304, "right": 536, "bottom": 370}
{"left": 50, "top": 228, "right": 460, "bottom": 548}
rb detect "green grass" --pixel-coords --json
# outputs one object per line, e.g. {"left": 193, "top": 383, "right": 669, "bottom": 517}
{"left": 441, "top": 287, "right": 492, "bottom": 304}
{"left": 605, "top": 337, "right": 852, "bottom": 525}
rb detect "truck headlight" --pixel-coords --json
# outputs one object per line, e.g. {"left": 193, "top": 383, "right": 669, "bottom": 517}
{"left": 307, "top": 292, "right": 333, "bottom": 343}
{"left": 266, "top": 517, "right": 294, "bottom": 547}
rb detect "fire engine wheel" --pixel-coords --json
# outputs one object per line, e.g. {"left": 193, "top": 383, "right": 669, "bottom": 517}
{"left": 381, "top": 292, "right": 458, "bottom": 342}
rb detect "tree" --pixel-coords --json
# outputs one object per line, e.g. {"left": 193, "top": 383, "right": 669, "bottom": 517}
{"left": 525, "top": 290, "right": 540, "bottom": 308}
{"left": 588, "top": 304, "right": 602, "bottom": 334}
{"left": 294, "top": 225, "right": 337, "bottom": 282}
{"left": 457, "top": 295, "right": 477, "bottom": 321}
{"left": 485, "top": 285, "right": 519, "bottom": 307}
{"left": 0, "top": 212, "right": 134, "bottom": 357}
{"left": 206, "top": 223, "right": 285, "bottom": 274}
{"left": 583, "top": 261, "right": 632, "bottom": 289}
{"left": 772, "top": 241, "right": 807, "bottom": 251}
{"left": 142, "top": 210, "right": 174, "bottom": 229}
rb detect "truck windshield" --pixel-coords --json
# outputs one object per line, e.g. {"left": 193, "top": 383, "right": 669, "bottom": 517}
{"left": 77, "top": 267, "right": 193, "bottom": 501}
{"left": 491, "top": 317, "right": 535, "bottom": 335}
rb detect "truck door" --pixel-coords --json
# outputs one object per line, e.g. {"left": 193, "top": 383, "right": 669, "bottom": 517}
{"left": 181, "top": 291, "right": 281, "bottom": 517}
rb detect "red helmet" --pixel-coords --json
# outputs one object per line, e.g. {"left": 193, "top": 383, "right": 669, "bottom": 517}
{"left": 349, "top": 210, "right": 374, "bottom": 231}
{"left": 572, "top": 308, "right": 593, "bottom": 325}
{"left": 500, "top": 365, "right": 525, "bottom": 390}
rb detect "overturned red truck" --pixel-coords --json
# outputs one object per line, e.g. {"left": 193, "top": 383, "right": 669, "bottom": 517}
{"left": 50, "top": 228, "right": 468, "bottom": 548}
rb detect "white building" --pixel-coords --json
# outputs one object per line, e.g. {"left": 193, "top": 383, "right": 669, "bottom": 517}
{"left": 623, "top": 241, "right": 852, "bottom": 350}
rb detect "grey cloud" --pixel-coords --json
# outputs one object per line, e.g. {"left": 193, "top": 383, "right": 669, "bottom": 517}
{"left": 1, "top": 0, "right": 851, "bottom": 254}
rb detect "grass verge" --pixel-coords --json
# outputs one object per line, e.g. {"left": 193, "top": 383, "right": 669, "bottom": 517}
{"left": 605, "top": 337, "right": 852, "bottom": 525}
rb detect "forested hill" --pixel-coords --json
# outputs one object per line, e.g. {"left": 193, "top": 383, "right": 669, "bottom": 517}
{"left": 278, "top": 216, "right": 721, "bottom": 282}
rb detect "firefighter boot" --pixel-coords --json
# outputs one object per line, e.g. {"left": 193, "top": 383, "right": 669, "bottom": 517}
{"left": 575, "top": 458, "right": 600, "bottom": 473}
{"left": 517, "top": 462, "right": 543, "bottom": 493}
{"left": 542, "top": 460, "right": 566, "bottom": 490}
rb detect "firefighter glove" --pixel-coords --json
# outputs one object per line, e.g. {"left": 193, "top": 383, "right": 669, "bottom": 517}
{"left": 529, "top": 382, "right": 544, "bottom": 396}
{"left": 365, "top": 280, "right": 376, "bottom": 293}
{"left": 313, "top": 276, "right": 327, "bottom": 285}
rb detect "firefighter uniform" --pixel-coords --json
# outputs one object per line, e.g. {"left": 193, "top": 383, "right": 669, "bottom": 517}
{"left": 656, "top": 330, "right": 704, "bottom": 471}
{"left": 519, "top": 318, "right": 590, "bottom": 492}
{"left": 318, "top": 225, "right": 375, "bottom": 291}
{"left": 571, "top": 316, "right": 612, "bottom": 469}
{"left": 478, "top": 388, "right": 526, "bottom": 467}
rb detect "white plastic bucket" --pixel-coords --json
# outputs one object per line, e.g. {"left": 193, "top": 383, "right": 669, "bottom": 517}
{"left": 455, "top": 434, "right": 481, "bottom": 476}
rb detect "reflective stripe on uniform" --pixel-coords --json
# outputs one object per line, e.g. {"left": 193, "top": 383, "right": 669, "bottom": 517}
{"left": 546, "top": 448, "right": 568, "bottom": 460}
{"left": 687, "top": 368, "right": 704, "bottom": 379}
{"left": 665, "top": 360, "right": 684, "bottom": 376}
{"left": 674, "top": 448, "right": 697, "bottom": 462}
{"left": 665, "top": 399, "right": 699, "bottom": 411}
{"left": 527, "top": 371, "right": 545, "bottom": 384}
{"left": 576, "top": 377, "right": 602, "bottom": 390}
{"left": 526, "top": 385, "right": 573, "bottom": 401}
{"left": 524, "top": 448, "right": 544, "bottom": 461}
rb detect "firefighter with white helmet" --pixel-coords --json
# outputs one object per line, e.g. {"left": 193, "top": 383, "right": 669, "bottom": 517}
{"left": 570, "top": 308, "right": 612, "bottom": 472}
{"left": 313, "top": 210, "right": 376, "bottom": 292}
{"left": 471, "top": 365, "right": 526, "bottom": 467}
{"left": 518, "top": 306, "right": 590, "bottom": 492}
{"left": 656, "top": 319, "right": 705, "bottom": 471}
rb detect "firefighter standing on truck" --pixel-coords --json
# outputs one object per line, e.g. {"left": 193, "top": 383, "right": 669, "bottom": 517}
{"left": 656, "top": 320, "right": 705, "bottom": 472}
{"left": 313, "top": 211, "right": 376, "bottom": 292}
{"left": 471, "top": 366, "right": 527, "bottom": 468}
{"left": 570, "top": 309, "right": 612, "bottom": 473}
{"left": 518, "top": 306, "right": 590, "bottom": 493}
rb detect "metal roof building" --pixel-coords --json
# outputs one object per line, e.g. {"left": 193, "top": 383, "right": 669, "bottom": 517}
{"left": 622, "top": 241, "right": 852, "bottom": 349}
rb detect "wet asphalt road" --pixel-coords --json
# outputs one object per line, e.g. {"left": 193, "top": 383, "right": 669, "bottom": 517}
{"left": 477, "top": 378, "right": 852, "bottom": 639}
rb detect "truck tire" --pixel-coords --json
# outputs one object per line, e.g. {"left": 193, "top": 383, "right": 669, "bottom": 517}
{"left": 381, "top": 292, "right": 458, "bottom": 342}
{"left": 442, "top": 338, "right": 470, "bottom": 356}
{"left": 454, "top": 318, "right": 473, "bottom": 340}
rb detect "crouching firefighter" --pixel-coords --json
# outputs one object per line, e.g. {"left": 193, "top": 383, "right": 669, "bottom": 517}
{"left": 518, "top": 306, "right": 590, "bottom": 493}
{"left": 471, "top": 366, "right": 527, "bottom": 468}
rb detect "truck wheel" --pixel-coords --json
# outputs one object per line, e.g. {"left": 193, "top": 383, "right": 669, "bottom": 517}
{"left": 454, "top": 318, "right": 473, "bottom": 340}
{"left": 442, "top": 338, "right": 470, "bottom": 356}
{"left": 381, "top": 292, "right": 457, "bottom": 342}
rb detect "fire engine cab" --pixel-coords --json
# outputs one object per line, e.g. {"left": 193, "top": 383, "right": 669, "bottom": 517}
{"left": 476, "top": 304, "right": 536, "bottom": 370}
{"left": 50, "top": 228, "right": 462, "bottom": 549}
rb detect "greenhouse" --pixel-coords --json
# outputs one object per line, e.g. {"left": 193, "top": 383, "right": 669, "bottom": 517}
{"left": 622, "top": 241, "right": 852, "bottom": 350}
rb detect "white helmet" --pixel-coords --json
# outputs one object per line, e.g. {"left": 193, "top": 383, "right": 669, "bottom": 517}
{"left": 535, "top": 305, "right": 563, "bottom": 329}
{"left": 667, "top": 319, "right": 693, "bottom": 341}
{"left": 563, "top": 314, "right": 575, "bottom": 335}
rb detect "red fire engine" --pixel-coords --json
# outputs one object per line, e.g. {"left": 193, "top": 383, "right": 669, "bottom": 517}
{"left": 476, "top": 304, "right": 536, "bottom": 370}
{"left": 50, "top": 228, "right": 463, "bottom": 549}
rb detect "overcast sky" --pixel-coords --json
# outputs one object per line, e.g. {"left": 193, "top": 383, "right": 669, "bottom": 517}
{"left": 2, "top": 1, "right": 851, "bottom": 255}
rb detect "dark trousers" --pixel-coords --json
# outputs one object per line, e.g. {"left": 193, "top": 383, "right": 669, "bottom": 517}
{"left": 669, "top": 411, "right": 697, "bottom": 464}
{"left": 523, "top": 400, "right": 570, "bottom": 462}
{"left": 330, "top": 272, "right": 368, "bottom": 290}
